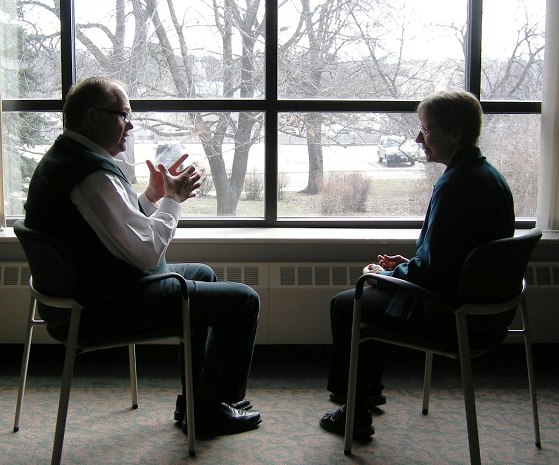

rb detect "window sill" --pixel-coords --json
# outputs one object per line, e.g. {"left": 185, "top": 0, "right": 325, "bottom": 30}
{"left": 3, "top": 226, "right": 559, "bottom": 243}
{"left": 2, "top": 227, "right": 558, "bottom": 263}
{"left": 168, "top": 227, "right": 422, "bottom": 244}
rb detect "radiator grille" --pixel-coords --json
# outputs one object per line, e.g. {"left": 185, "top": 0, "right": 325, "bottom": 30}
{"left": 524, "top": 262, "right": 559, "bottom": 287}
{"left": 271, "top": 262, "right": 559, "bottom": 288}
{"left": 0, "top": 262, "right": 267, "bottom": 288}
{"left": 298, "top": 266, "right": 312, "bottom": 285}
{"left": 273, "top": 263, "right": 365, "bottom": 288}
{"left": 280, "top": 266, "right": 295, "bottom": 286}
{"left": 206, "top": 263, "right": 265, "bottom": 287}
{"left": 0, "top": 264, "right": 30, "bottom": 287}
{"left": 1, "top": 262, "right": 557, "bottom": 289}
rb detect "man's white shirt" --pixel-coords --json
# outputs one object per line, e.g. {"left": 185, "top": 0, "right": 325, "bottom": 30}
{"left": 65, "top": 129, "right": 181, "bottom": 270}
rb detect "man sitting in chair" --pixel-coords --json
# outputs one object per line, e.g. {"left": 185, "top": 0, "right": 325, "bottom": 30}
{"left": 320, "top": 90, "right": 515, "bottom": 439}
{"left": 24, "top": 76, "right": 262, "bottom": 436}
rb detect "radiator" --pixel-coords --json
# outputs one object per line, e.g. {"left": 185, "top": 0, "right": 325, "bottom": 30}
{"left": 1, "top": 262, "right": 558, "bottom": 344}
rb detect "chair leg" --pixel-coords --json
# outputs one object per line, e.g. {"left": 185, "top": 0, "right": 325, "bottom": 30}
{"left": 455, "top": 312, "right": 481, "bottom": 465}
{"left": 51, "top": 306, "right": 82, "bottom": 465}
{"left": 422, "top": 352, "right": 434, "bottom": 415}
{"left": 128, "top": 345, "right": 139, "bottom": 409}
{"left": 181, "top": 296, "right": 196, "bottom": 457}
{"left": 343, "top": 297, "right": 363, "bottom": 456}
{"left": 13, "top": 297, "right": 38, "bottom": 432}
{"left": 520, "top": 296, "right": 541, "bottom": 447}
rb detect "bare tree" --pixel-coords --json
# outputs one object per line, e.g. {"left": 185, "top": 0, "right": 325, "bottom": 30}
{"left": 278, "top": 0, "right": 466, "bottom": 193}
{"left": 140, "top": 0, "right": 266, "bottom": 215}
{"left": 279, "top": 0, "right": 360, "bottom": 194}
{"left": 7, "top": 0, "right": 545, "bottom": 218}
{"left": 201, "top": 0, "right": 265, "bottom": 214}
{"left": 481, "top": 7, "right": 544, "bottom": 99}
{"left": 18, "top": 0, "right": 266, "bottom": 215}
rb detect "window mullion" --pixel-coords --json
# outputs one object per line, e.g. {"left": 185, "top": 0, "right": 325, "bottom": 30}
{"left": 265, "top": 0, "right": 279, "bottom": 225}
{"left": 60, "top": 0, "right": 76, "bottom": 99}
{"left": 466, "top": 0, "right": 483, "bottom": 97}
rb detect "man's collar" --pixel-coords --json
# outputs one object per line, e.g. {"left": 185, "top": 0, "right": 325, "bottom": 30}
{"left": 62, "top": 129, "right": 114, "bottom": 162}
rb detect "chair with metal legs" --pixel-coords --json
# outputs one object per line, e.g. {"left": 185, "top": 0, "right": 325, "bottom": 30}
{"left": 344, "top": 228, "right": 542, "bottom": 465}
{"left": 12, "top": 219, "right": 196, "bottom": 464}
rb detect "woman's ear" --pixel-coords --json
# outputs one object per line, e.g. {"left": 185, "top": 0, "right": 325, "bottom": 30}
{"left": 450, "top": 127, "right": 463, "bottom": 145}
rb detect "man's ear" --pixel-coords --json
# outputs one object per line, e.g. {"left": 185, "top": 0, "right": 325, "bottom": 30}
{"left": 83, "top": 107, "right": 97, "bottom": 125}
{"left": 73, "top": 108, "right": 98, "bottom": 136}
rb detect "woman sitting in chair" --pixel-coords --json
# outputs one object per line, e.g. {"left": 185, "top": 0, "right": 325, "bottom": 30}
{"left": 320, "top": 90, "right": 516, "bottom": 439}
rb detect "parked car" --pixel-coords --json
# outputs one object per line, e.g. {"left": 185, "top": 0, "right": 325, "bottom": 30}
{"left": 377, "top": 136, "right": 415, "bottom": 167}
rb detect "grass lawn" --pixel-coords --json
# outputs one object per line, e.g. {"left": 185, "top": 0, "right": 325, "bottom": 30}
{"left": 132, "top": 177, "right": 433, "bottom": 218}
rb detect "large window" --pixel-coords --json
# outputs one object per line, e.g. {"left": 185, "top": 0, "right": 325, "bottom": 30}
{"left": 0, "top": 0, "right": 546, "bottom": 227}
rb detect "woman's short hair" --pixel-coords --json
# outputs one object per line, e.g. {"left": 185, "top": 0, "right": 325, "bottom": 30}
{"left": 63, "top": 77, "right": 125, "bottom": 130}
{"left": 417, "top": 90, "right": 483, "bottom": 146}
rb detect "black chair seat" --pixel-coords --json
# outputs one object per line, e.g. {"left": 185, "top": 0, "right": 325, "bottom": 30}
{"left": 360, "top": 321, "right": 508, "bottom": 357}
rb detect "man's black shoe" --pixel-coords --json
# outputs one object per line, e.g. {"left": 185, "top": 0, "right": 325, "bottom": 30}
{"left": 229, "top": 399, "right": 252, "bottom": 410}
{"left": 329, "top": 392, "right": 386, "bottom": 408}
{"left": 182, "top": 402, "right": 262, "bottom": 436}
{"left": 174, "top": 394, "right": 252, "bottom": 421}
{"left": 320, "top": 404, "right": 375, "bottom": 439}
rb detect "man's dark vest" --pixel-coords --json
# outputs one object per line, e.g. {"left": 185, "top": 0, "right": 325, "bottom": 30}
{"left": 25, "top": 135, "right": 166, "bottom": 306}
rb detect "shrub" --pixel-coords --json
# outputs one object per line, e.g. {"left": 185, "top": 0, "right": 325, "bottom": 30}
{"left": 244, "top": 168, "right": 264, "bottom": 201}
{"left": 199, "top": 173, "right": 214, "bottom": 197}
{"left": 319, "top": 172, "right": 370, "bottom": 215}
{"left": 278, "top": 172, "right": 289, "bottom": 201}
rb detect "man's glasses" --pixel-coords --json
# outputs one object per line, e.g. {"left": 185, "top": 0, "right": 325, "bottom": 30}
{"left": 96, "top": 108, "right": 132, "bottom": 124}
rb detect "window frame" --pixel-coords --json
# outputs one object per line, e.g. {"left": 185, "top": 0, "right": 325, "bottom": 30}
{"left": 0, "top": 0, "right": 541, "bottom": 229}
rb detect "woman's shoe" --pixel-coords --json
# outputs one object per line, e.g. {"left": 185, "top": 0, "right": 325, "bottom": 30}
{"left": 319, "top": 404, "right": 375, "bottom": 439}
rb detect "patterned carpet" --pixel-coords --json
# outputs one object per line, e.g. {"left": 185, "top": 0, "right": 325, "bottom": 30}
{"left": 2, "top": 386, "right": 559, "bottom": 465}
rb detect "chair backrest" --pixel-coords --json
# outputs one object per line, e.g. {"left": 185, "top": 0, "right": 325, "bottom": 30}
{"left": 14, "top": 219, "right": 79, "bottom": 298}
{"left": 459, "top": 228, "right": 542, "bottom": 304}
